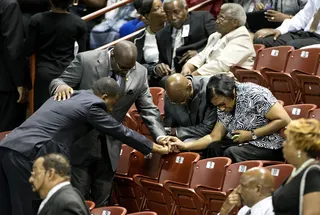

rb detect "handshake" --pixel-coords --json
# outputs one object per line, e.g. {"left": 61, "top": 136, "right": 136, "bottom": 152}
{"left": 152, "top": 136, "right": 188, "bottom": 155}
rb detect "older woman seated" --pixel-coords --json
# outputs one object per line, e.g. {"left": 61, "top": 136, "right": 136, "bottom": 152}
{"left": 273, "top": 118, "right": 320, "bottom": 215}
{"left": 170, "top": 74, "right": 291, "bottom": 162}
{"left": 181, "top": 3, "right": 255, "bottom": 76}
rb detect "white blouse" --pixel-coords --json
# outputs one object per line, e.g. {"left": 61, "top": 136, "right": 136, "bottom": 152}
{"left": 143, "top": 30, "right": 159, "bottom": 63}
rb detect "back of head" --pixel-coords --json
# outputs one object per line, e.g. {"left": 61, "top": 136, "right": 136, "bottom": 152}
{"left": 206, "top": 74, "right": 236, "bottom": 102}
{"left": 91, "top": 77, "right": 120, "bottom": 97}
{"left": 134, "top": 0, "right": 154, "bottom": 15}
{"left": 113, "top": 40, "right": 138, "bottom": 64}
{"left": 165, "top": 74, "right": 189, "bottom": 101}
{"left": 220, "top": 3, "right": 246, "bottom": 26}
{"left": 285, "top": 118, "right": 320, "bottom": 158}
{"left": 51, "top": 0, "right": 73, "bottom": 10}
{"left": 42, "top": 153, "right": 71, "bottom": 179}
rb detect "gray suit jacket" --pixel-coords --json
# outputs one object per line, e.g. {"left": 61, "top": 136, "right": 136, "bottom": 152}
{"left": 164, "top": 76, "right": 217, "bottom": 140}
{"left": 49, "top": 49, "right": 165, "bottom": 170}
{"left": 38, "top": 184, "right": 90, "bottom": 215}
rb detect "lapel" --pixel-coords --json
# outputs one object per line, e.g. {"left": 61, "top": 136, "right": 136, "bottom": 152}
{"left": 183, "top": 13, "right": 192, "bottom": 45}
{"left": 188, "top": 78, "right": 201, "bottom": 125}
{"left": 38, "top": 185, "right": 70, "bottom": 215}
{"left": 121, "top": 69, "right": 135, "bottom": 96}
{"left": 95, "top": 50, "right": 110, "bottom": 79}
{"left": 164, "top": 26, "right": 174, "bottom": 64}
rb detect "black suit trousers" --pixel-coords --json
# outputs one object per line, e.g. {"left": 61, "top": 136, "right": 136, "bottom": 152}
{"left": 204, "top": 140, "right": 284, "bottom": 162}
{"left": 0, "top": 148, "right": 40, "bottom": 215}
{"left": 254, "top": 31, "right": 320, "bottom": 49}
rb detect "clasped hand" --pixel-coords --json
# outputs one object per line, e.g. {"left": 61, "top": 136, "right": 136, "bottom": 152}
{"left": 155, "top": 136, "right": 187, "bottom": 154}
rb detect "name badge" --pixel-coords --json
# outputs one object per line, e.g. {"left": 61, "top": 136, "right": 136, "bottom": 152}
{"left": 182, "top": 24, "right": 190, "bottom": 37}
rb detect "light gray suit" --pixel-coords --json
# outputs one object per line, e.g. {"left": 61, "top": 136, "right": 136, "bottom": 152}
{"left": 49, "top": 49, "right": 166, "bottom": 206}
{"left": 163, "top": 76, "right": 217, "bottom": 141}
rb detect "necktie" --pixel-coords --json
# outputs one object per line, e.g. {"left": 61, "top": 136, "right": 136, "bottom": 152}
{"left": 110, "top": 72, "right": 117, "bottom": 81}
{"left": 245, "top": 209, "right": 251, "bottom": 215}
{"left": 310, "top": 8, "right": 320, "bottom": 33}
{"left": 172, "top": 29, "right": 183, "bottom": 69}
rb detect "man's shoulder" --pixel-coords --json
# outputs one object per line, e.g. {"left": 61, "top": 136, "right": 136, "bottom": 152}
{"left": 77, "top": 49, "right": 108, "bottom": 61}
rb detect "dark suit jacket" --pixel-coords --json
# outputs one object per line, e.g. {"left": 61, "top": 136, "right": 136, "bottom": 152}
{"left": 164, "top": 76, "right": 217, "bottom": 140}
{"left": 156, "top": 11, "right": 216, "bottom": 73}
{"left": 0, "top": 90, "right": 153, "bottom": 160}
{"left": 38, "top": 184, "right": 90, "bottom": 215}
{"left": 0, "top": 0, "right": 27, "bottom": 91}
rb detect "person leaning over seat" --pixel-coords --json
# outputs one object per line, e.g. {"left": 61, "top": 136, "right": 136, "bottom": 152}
{"left": 169, "top": 74, "right": 291, "bottom": 163}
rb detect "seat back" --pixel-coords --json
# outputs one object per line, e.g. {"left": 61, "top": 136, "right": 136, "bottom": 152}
{"left": 253, "top": 44, "right": 265, "bottom": 54}
{"left": 309, "top": 108, "right": 320, "bottom": 120}
{"left": 127, "top": 212, "right": 157, "bottom": 215}
{"left": 255, "top": 46, "right": 293, "bottom": 72}
{"left": 91, "top": 206, "right": 127, "bottom": 215}
{"left": 190, "top": 157, "right": 232, "bottom": 190}
{"left": 278, "top": 100, "right": 284, "bottom": 106}
{"left": 265, "top": 164, "right": 294, "bottom": 189}
{"left": 85, "top": 200, "right": 95, "bottom": 211}
{"left": 0, "top": 131, "right": 10, "bottom": 141}
{"left": 150, "top": 87, "right": 165, "bottom": 107}
{"left": 222, "top": 161, "right": 263, "bottom": 192}
{"left": 284, "top": 48, "right": 320, "bottom": 75}
{"left": 116, "top": 145, "right": 135, "bottom": 176}
{"left": 284, "top": 104, "right": 317, "bottom": 120}
{"left": 158, "top": 152, "right": 200, "bottom": 184}
{"left": 296, "top": 74, "right": 320, "bottom": 106}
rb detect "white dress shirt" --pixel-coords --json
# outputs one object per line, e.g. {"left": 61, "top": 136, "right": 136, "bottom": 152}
{"left": 237, "top": 196, "right": 274, "bottom": 215}
{"left": 171, "top": 28, "right": 184, "bottom": 69}
{"left": 143, "top": 31, "right": 159, "bottom": 63}
{"left": 277, "top": 0, "right": 320, "bottom": 35}
{"left": 37, "top": 181, "right": 71, "bottom": 214}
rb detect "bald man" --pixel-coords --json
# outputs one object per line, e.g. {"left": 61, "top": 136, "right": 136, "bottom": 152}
{"left": 219, "top": 167, "right": 275, "bottom": 215}
{"left": 49, "top": 40, "right": 167, "bottom": 207}
{"left": 164, "top": 74, "right": 216, "bottom": 141}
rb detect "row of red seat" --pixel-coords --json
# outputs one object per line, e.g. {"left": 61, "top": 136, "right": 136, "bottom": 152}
{"left": 113, "top": 146, "right": 293, "bottom": 215}
{"left": 233, "top": 45, "right": 320, "bottom": 106}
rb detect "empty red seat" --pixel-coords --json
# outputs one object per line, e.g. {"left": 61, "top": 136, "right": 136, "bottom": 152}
{"left": 295, "top": 74, "right": 320, "bottom": 106}
{"left": 115, "top": 151, "right": 163, "bottom": 213}
{"left": 264, "top": 48, "right": 320, "bottom": 105}
{"left": 85, "top": 200, "right": 95, "bottom": 211}
{"left": 309, "top": 108, "right": 320, "bottom": 120}
{"left": 139, "top": 152, "right": 200, "bottom": 215}
{"left": 284, "top": 104, "right": 317, "bottom": 120}
{"left": 116, "top": 145, "right": 135, "bottom": 176}
{"left": 195, "top": 160, "right": 263, "bottom": 215}
{"left": 265, "top": 164, "right": 294, "bottom": 189}
{"left": 91, "top": 206, "right": 127, "bottom": 215}
{"left": 166, "top": 157, "right": 232, "bottom": 215}
{"left": 127, "top": 212, "right": 157, "bottom": 215}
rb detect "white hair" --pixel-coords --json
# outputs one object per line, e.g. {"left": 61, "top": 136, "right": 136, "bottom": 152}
{"left": 163, "top": 0, "right": 187, "bottom": 8}
{"left": 221, "top": 3, "right": 246, "bottom": 26}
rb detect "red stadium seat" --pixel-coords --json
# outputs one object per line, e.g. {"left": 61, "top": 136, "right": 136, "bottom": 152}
{"left": 309, "top": 109, "right": 320, "bottom": 120}
{"left": 116, "top": 145, "right": 135, "bottom": 176}
{"left": 166, "top": 157, "right": 232, "bottom": 215}
{"left": 295, "top": 74, "right": 320, "bottom": 107}
{"left": 0, "top": 131, "right": 10, "bottom": 141}
{"left": 265, "top": 164, "right": 294, "bottom": 189}
{"left": 85, "top": 200, "right": 95, "bottom": 211}
{"left": 91, "top": 206, "right": 127, "bottom": 215}
{"left": 127, "top": 212, "right": 157, "bottom": 215}
{"left": 284, "top": 104, "right": 317, "bottom": 120}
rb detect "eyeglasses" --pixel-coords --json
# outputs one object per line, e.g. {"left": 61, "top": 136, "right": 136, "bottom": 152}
{"left": 216, "top": 15, "right": 234, "bottom": 22}
{"left": 170, "top": 91, "right": 191, "bottom": 106}
{"left": 111, "top": 51, "right": 136, "bottom": 73}
{"left": 215, "top": 97, "right": 227, "bottom": 110}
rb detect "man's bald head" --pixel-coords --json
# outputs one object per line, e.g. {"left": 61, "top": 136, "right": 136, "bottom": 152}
{"left": 113, "top": 41, "right": 138, "bottom": 72}
{"left": 238, "top": 167, "right": 274, "bottom": 207}
{"left": 165, "top": 74, "right": 193, "bottom": 104}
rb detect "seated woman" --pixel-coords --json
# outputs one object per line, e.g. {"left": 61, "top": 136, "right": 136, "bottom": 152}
{"left": 170, "top": 74, "right": 291, "bottom": 162}
{"left": 273, "top": 118, "right": 320, "bottom": 215}
{"left": 25, "top": 0, "right": 87, "bottom": 110}
{"left": 131, "top": 0, "right": 166, "bottom": 86}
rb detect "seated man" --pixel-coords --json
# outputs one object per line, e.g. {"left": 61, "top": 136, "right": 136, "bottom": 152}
{"left": 164, "top": 74, "right": 216, "bottom": 141}
{"left": 0, "top": 77, "right": 169, "bottom": 215}
{"left": 181, "top": 3, "right": 255, "bottom": 76}
{"left": 153, "top": 0, "right": 216, "bottom": 85}
{"left": 30, "top": 154, "right": 90, "bottom": 215}
{"left": 219, "top": 167, "right": 275, "bottom": 215}
{"left": 253, "top": 0, "right": 320, "bottom": 49}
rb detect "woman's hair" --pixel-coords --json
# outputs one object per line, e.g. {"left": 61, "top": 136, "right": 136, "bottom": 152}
{"left": 206, "top": 74, "right": 236, "bottom": 102}
{"left": 134, "top": 0, "right": 155, "bottom": 16}
{"left": 220, "top": 3, "right": 247, "bottom": 26}
{"left": 51, "top": 0, "right": 73, "bottom": 10}
{"left": 285, "top": 118, "right": 320, "bottom": 158}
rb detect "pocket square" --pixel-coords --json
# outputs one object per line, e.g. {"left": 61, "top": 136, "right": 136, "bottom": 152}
{"left": 127, "top": 90, "right": 134, "bottom": 95}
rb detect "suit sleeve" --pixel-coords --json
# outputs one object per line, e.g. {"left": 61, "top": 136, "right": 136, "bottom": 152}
{"left": 24, "top": 15, "right": 37, "bottom": 56}
{"left": 87, "top": 103, "right": 153, "bottom": 155}
{"left": 49, "top": 53, "right": 84, "bottom": 95}
{"left": 176, "top": 106, "right": 217, "bottom": 140}
{"left": 134, "top": 68, "right": 166, "bottom": 140}
{"left": 1, "top": 2, "right": 25, "bottom": 87}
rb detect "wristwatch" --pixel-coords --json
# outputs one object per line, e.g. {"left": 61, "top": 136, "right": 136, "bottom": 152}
{"left": 251, "top": 130, "right": 257, "bottom": 140}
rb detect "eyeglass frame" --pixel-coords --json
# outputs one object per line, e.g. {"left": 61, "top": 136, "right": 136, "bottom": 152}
{"left": 110, "top": 50, "right": 136, "bottom": 73}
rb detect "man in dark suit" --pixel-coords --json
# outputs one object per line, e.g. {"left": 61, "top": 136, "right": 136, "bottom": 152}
{"left": 164, "top": 74, "right": 217, "bottom": 141}
{"left": 29, "top": 154, "right": 90, "bottom": 215}
{"left": 152, "top": 0, "right": 216, "bottom": 85}
{"left": 0, "top": 77, "right": 169, "bottom": 215}
{"left": 49, "top": 41, "right": 167, "bottom": 207}
{"left": 0, "top": 0, "right": 29, "bottom": 132}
